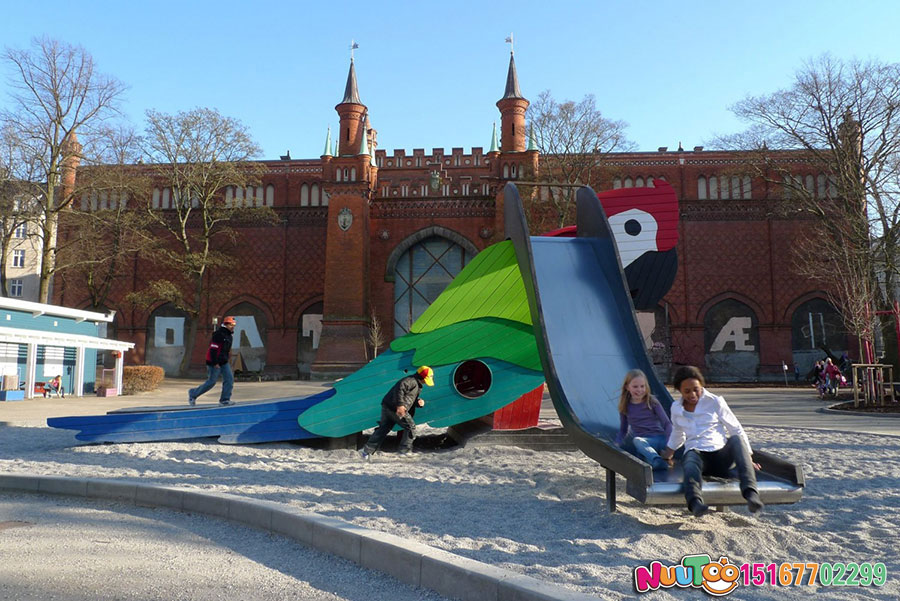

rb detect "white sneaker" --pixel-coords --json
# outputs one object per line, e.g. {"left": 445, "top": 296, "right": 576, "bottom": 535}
{"left": 358, "top": 449, "right": 371, "bottom": 461}
{"left": 219, "top": 399, "right": 234, "bottom": 406}
{"left": 188, "top": 394, "right": 196, "bottom": 406}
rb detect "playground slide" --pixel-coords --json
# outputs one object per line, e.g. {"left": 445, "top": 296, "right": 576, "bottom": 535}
{"left": 504, "top": 183, "right": 804, "bottom": 508}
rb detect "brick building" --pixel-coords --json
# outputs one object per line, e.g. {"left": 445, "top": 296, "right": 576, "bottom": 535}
{"left": 56, "top": 54, "right": 847, "bottom": 382}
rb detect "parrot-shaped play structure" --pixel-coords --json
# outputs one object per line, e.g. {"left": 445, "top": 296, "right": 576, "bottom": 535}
{"left": 49, "top": 182, "right": 803, "bottom": 510}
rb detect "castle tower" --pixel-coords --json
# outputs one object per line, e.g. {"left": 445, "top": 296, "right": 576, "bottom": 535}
{"left": 311, "top": 58, "right": 376, "bottom": 377}
{"left": 496, "top": 51, "right": 529, "bottom": 153}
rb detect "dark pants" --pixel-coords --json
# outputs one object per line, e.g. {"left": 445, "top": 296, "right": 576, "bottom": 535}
{"left": 682, "top": 435, "right": 758, "bottom": 507}
{"left": 363, "top": 406, "right": 416, "bottom": 453}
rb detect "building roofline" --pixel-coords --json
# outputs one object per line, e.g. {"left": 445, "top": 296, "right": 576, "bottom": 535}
{"left": 0, "top": 297, "right": 115, "bottom": 323}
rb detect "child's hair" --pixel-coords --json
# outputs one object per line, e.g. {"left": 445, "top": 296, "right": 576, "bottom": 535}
{"left": 672, "top": 365, "right": 705, "bottom": 391}
{"left": 618, "top": 369, "right": 655, "bottom": 414}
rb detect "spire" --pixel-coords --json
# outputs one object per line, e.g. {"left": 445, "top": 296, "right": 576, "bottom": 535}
{"left": 359, "top": 126, "right": 369, "bottom": 155}
{"left": 322, "top": 127, "right": 333, "bottom": 157}
{"left": 341, "top": 58, "right": 362, "bottom": 104}
{"left": 333, "top": 140, "right": 338, "bottom": 156}
{"left": 501, "top": 52, "right": 524, "bottom": 100}
{"left": 489, "top": 122, "right": 499, "bottom": 153}
{"left": 527, "top": 125, "right": 538, "bottom": 152}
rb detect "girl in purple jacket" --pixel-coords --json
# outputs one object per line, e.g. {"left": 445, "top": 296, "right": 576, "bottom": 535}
{"left": 615, "top": 369, "right": 673, "bottom": 470}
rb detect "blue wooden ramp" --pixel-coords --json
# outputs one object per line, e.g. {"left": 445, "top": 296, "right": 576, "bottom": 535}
{"left": 46, "top": 390, "right": 334, "bottom": 444}
{"left": 504, "top": 183, "right": 804, "bottom": 511}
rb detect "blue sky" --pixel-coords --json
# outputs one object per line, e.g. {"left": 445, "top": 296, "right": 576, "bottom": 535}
{"left": 2, "top": 1, "right": 899, "bottom": 160}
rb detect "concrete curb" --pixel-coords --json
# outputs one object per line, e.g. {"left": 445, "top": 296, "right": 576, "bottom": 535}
{"left": 0, "top": 472, "right": 597, "bottom": 601}
{"left": 821, "top": 403, "right": 900, "bottom": 418}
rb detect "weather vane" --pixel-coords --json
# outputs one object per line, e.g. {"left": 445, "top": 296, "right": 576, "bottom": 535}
{"left": 505, "top": 33, "right": 514, "bottom": 54}
{"left": 350, "top": 39, "right": 359, "bottom": 60}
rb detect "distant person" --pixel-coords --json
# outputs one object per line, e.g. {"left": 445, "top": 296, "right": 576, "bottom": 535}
{"left": 839, "top": 353, "right": 851, "bottom": 374}
{"left": 614, "top": 369, "right": 672, "bottom": 470}
{"left": 45, "top": 375, "right": 64, "bottom": 398}
{"left": 824, "top": 358, "right": 842, "bottom": 396}
{"left": 813, "top": 360, "right": 827, "bottom": 398}
{"left": 660, "top": 365, "right": 763, "bottom": 517}
{"left": 359, "top": 366, "right": 433, "bottom": 459}
{"left": 188, "top": 316, "right": 236, "bottom": 406}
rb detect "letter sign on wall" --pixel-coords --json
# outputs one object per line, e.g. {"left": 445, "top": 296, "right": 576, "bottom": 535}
{"left": 709, "top": 316, "right": 755, "bottom": 352}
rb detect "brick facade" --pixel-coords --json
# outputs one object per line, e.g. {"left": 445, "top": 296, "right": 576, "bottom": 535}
{"left": 55, "top": 57, "right": 843, "bottom": 382}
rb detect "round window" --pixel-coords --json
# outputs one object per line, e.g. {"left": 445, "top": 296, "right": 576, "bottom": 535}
{"left": 453, "top": 360, "right": 492, "bottom": 399}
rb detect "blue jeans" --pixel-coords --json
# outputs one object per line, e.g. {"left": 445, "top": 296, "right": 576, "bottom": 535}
{"left": 189, "top": 364, "right": 233, "bottom": 403}
{"left": 631, "top": 434, "right": 668, "bottom": 468}
{"left": 682, "top": 435, "right": 758, "bottom": 508}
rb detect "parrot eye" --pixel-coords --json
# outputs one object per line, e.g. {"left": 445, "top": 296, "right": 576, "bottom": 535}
{"left": 624, "top": 219, "right": 642, "bottom": 236}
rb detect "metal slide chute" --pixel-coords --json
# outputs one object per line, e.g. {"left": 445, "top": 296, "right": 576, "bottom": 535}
{"left": 504, "top": 183, "right": 803, "bottom": 511}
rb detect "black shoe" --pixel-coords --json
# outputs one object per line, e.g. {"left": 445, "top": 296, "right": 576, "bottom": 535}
{"left": 744, "top": 490, "right": 765, "bottom": 514}
{"left": 689, "top": 500, "right": 710, "bottom": 517}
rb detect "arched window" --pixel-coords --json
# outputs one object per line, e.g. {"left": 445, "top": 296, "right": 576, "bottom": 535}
{"left": 161, "top": 188, "right": 171, "bottom": 209}
{"left": 817, "top": 174, "right": 827, "bottom": 199}
{"left": 311, "top": 184, "right": 320, "bottom": 206}
{"left": 613, "top": 178, "right": 623, "bottom": 189}
{"left": 805, "top": 174, "right": 815, "bottom": 195}
{"left": 731, "top": 176, "right": 740, "bottom": 199}
{"left": 635, "top": 176, "right": 645, "bottom": 188}
{"left": 697, "top": 176, "right": 707, "bottom": 200}
{"left": 624, "top": 177, "right": 633, "bottom": 188}
{"left": 224, "top": 186, "right": 233, "bottom": 207}
{"left": 393, "top": 235, "right": 473, "bottom": 337}
{"left": 255, "top": 186, "right": 263, "bottom": 207}
{"left": 350, "top": 167, "right": 357, "bottom": 181}
{"left": 265, "top": 184, "right": 275, "bottom": 206}
{"left": 704, "top": 298, "right": 759, "bottom": 381}
{"left": 502, "top": 164, "right": 509, "bottom": 178}
{"left": 709, "top": 176, "right": 718, "bottom": 200}
{"left": 300, "top": 184, "right": 309, "bottom": 207}
{"left": 742, "top": 176, "right": 751, "bottom": 199}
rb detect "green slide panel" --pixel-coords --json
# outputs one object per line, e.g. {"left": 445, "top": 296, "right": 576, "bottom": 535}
{"left": 390, "top": 317, "right": 541, "bottom": 372}
{"left": 411, "top": 240, "right": 531, "bottom": 334}
{"left": 298, "top": 349, "right": 545, "bottom": 438}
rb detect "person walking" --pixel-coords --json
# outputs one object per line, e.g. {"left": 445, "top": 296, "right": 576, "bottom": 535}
{"left": 188, "top": 316, "right": 236, "bottom": 406}
{"left": 359, "top": 366, "right": 434, "bottom": 459}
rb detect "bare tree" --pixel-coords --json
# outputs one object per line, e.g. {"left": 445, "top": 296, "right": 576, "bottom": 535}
{"left": 1, "top": 36, "right": 128, "bottom": 302}
{"left": 129, "top": 107, "right": 276, "bottom": 374}
{"left": 0, "top": 124, "right": 43, "bottom": 297}
{"left": 55, "top": 125, "right": 155, "bottom": 311}
{"left": 367, "top": 309, "right": 386, "bottom": 359}
{"left": 717, "top": 55, "right": 900, "bottom": 361}
{"left": 525, "top": 91, "right": 635, "bottom": 229}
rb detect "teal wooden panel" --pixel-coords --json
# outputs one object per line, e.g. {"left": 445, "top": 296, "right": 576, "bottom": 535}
{"left": 297, "top": 349, "right": 544, "bottom": 438}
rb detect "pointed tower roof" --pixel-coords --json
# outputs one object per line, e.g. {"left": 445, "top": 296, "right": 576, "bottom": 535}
{"left": 359, "top": 127, "right": 370, "bottom": 155}
{"left": 322, "top": 127, "right": 333, "bottom": 157}
{"left": 489, "top": 122, "right": 499, "bottom": 153}
{"left": 527, "top": 125, "right": 538, "bottom": 152}
{"left": 341, "top": 58, "right": 362, "bottom": 104}
{"left": 500, "top": 52, "right": 524, "bottom": 100}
